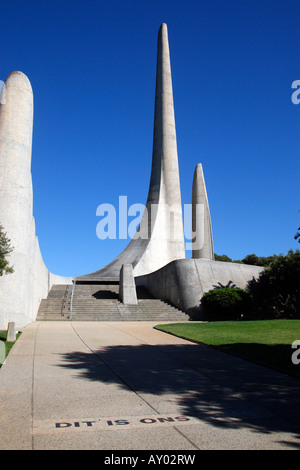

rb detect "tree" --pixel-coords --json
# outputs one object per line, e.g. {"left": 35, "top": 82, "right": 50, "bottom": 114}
{"left": 212, "top": 280, "right": 237, "bottom": 289}
{"left": 0, "top": 225, "right": 14, "bottom": 276}
{"left": 242, "top": 253, "right": 278, "bottom": 267}
{"left": 242, "top": 253, "right": 261, "bottom": 266}
{"left": 215, "top": 252, "right": 278, "bottom": 267}
{"left": 214, "top": 254, "right": 232, "bottom": 262}
{"left": 247, "top": 250, "right": 300, "bottom": 319}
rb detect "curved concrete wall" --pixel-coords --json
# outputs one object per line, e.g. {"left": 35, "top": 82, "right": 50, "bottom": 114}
{"left": 0, "top": 72, "right": 72, "bottom": 329}
{"left": 136, "top": 258, "right": 264, "bottom": 319}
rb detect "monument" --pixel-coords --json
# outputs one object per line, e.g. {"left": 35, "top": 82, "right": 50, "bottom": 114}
{"left": 76, "top": 23, "right": 185, "bottom": 281}
{"left": 0, "top": 72, "right": 72, "bottom": 329}
{"left": 0, "top": 24, "right": 263, "bottom": 328}
{"left": 192, "top": 163, "right": 214, "bottom": 261}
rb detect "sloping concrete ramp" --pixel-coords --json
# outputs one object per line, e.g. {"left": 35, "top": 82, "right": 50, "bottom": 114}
{"left": 0, "top": 322, "right": 299, "bottom": 450}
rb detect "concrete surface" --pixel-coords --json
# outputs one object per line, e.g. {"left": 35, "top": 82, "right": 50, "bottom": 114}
{"left": 77, "top": 23, "right": 185, "bottom": 282}
{"left": 119, "top": 265, "right": 138, "bottom": 305}
{"left": 6, "top": 322, "right": 16, "bottom": 342}
{"left": 137, "top": 258, "right": 264, "bottom": 319}
{"left": 0, "top": 321, "right": 299, "bottom": 450}
{"left": 0, "top": 71, "right": 73, "bottom": 329}
{"left": 192, "top": 163, "right": 214, "bottom": 260}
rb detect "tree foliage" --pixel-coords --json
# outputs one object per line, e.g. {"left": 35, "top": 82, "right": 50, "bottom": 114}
{"left": 211, "top": 249, "right": 300, "bottom": 320}
{"left": 0, "top": 225, "right": 14, "bottom": 276}
{"left": 247, "top": 250, "right": 300, "bottom": 319}
{"left": 214, "top": 253, "right": 233, "bottom": 263}
{"left": 242, "top": 253, "right": 279, "bottom": 267}
{"left": 215, "top": 252, "right": 279, "bottom": 266}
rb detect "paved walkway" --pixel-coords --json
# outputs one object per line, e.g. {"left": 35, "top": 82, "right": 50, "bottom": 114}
{"left": 0, "top": 321, "right": 299, "bottom": 450}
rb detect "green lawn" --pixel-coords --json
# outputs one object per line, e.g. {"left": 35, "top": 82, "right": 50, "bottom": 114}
{"left": 155, "top": 320, "right": 300, "bottom": 379}
{"left": 0, "top": 330, "right": 21, "bottom": 364}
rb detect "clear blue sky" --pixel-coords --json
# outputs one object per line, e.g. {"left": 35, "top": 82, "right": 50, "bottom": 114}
{"left": 1, "top": 0, "right": 299, "bottom": 277}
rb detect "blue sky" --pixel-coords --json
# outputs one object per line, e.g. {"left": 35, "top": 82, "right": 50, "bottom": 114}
{"left": 1, "top": 0, "right": 299, "bottom": 277}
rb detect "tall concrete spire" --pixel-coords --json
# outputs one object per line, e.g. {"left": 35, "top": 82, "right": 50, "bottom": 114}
{"left": 192, "top": 163, "right": 214, "bottom": 260}
{"left": 150, "top": 22, "right": 184, "bottom": 209}
{"left": 0, "top": 72, "right": 35, "bottom": 327}
{"left": 0, "top": 72, "right": 35, "bottom": 325}
{"left": 0, "top": 71, "right": 34, "bottom": 235}
{"left": 0, "top": 72, "right": 72, "bottom": 328}
{"left": 78, "top": 23, "right": 185, "bottom": 281}
{"left": 134, "top": 22, "right": 185, "bottom": 275}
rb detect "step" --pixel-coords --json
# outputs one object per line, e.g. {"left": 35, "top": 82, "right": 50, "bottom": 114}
{"left": 36, "top": 284, "right": 190, "bottom": 322}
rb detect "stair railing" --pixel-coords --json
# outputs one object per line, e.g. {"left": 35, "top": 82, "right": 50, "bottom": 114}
{"left": 61, "top": 286, "right": 68, "bottom": 317}
{"left": 70, "top": 278, "right": 76, "bottom": 320}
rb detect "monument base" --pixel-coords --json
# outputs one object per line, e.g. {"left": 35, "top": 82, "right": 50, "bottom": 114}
{"left": 136, "top": 258, "right": 264, "bottom": 320}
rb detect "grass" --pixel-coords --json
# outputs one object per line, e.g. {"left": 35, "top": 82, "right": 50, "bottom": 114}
{"left": 0, "top": 330, "right": 21, "bottom": 365}
{"left": 155, "top": 320, "right": 300, "bottom": 379}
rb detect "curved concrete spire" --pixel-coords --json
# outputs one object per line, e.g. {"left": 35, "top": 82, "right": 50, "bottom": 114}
{"left": 78, "top": 23, "right": 185, "bottom": 281}
{"left": 192, "top": 163, "right": 214, "bottom": 260}
{"left": 0, "top": 71, "right": 34, "bottom": 256}
{"left": 0, "top": 71, "right": 72, "bottom": 328}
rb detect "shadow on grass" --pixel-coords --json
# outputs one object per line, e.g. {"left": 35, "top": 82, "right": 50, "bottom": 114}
{"left": 58, "top": 342, "right": 300, "bottom": 447}
{"left": 215, "top": 343, "right": 300, "bottom": 379}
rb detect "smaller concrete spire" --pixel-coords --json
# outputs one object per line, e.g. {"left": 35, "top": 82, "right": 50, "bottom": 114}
{"left": 192, "top": 163, "right": 214, "bottom": 260}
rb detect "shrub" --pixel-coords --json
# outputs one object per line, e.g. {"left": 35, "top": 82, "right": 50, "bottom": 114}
{"left": 201, "top": 287, "right": 254, "bottom": 320}
{"left": 247, "top": 250, "right": 300, "bottom": 319}
{"left": 0, "top": 224, "right": 14, "bottom": 276}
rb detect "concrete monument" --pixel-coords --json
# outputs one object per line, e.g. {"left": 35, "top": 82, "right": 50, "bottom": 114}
{"left": 76, "top": 23, "right": 185, "bottom": 281}
{"left": 0, "top": 24, "right": 264, "bottom": 326}
{"left": 0, "top": 72, "right": 72, "bottom": 329}
{"left": 192, "top": 163, "right": 214, "bottom": 260}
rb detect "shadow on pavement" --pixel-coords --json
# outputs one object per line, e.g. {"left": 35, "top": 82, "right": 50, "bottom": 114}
{"left": 58, "top": 342, "right": 300, "bottom": 445}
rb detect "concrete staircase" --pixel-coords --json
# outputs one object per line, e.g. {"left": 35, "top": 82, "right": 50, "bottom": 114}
{"left": 36, "top": 284, "right": 190, "bottom": 322}
{"left": 36, "top": 285, "right": 72, "bottom": 321}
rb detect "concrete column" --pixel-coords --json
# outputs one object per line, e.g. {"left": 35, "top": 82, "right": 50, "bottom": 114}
{"left": 192, "top": 163, "right": 214, "bottom": 260}
{"left": 119, "top": 264, "right": 138, "bottom": 305}
{"left": 0, "top": 72, "right": 73, "bottom": 329}
{"left": 0, "top": 72, "right": 35, "bottom": 328}
{"left": 0, "top": 72, "right": 34, "bottom": 241}
{"left": 6, "top": 322, "right": 16, "bottom": 342}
